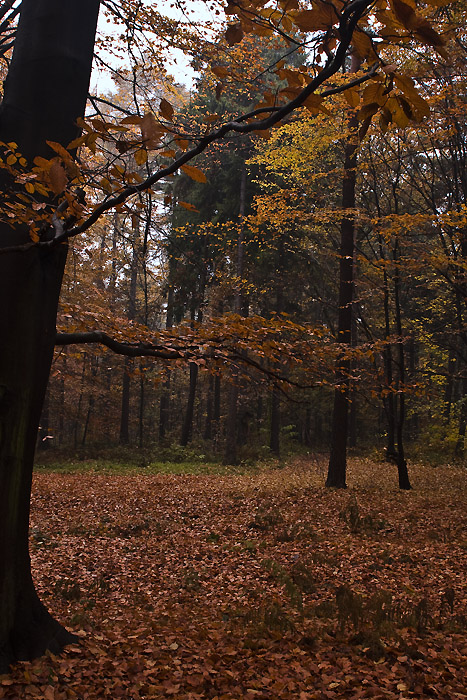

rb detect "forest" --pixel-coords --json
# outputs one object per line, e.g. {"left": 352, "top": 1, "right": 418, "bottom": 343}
{"left": 0, "top": 0, "right": 466, "bottom": 696}
{"left": 36, "top": 4, "right": 467, "bottom": 486}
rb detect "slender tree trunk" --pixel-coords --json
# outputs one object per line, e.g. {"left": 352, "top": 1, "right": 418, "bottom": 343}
{"left": 0, "top": 0, "right": 99, "bottom": 670}
{"left": 224, "top": 165, "right": 247, "bottom": 464}
{"left": 159, "top": 283, "right": 174, "bottom": 441}
{"left": 119, "top": 230, "right": 139, "bottom": 445}
{"left": 326, "top": 56, "right": 360, "bottom": 488}
{"left": 119, "top": 358, "right": 131, "bottom": 445}
{"left": 204, "top": 374, "right": 214, "bottom": 441}
{"left": 139, "top": 366, "right": 145, "bottom": 449}
{"left": 180, "top": 362, "right": 199, "bottom": 446}
{"left": 58, "top": 352, "right": 66, "bottom": 445}
{"left": 270, "top": 387, "right": 281, "bottom": 457}
{"left": 444, "top": 348, "right": 457, "bottom": 424}
{"left": 180, "top": 302, "right": 202, "bottom": 447}
{"left": 393, "top": 240, "right": 411, "bottom": 490}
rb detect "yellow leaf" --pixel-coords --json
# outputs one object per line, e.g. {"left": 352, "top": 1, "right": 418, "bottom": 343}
{"left": 362, "top": 82, "right": 386, "bottom": 106}
{"left": 33, "top": 156, "right": 52, "bottom": 171}
{"left": 134, "top": 148, "right": 148, "bottom": 165}
{"left": 344, "top": 87, "right": 360, "bottom": 108}
{"left": 387, "top": 96, "right": 410, "bottom": 127}
{"left": 46, "top": 140, "right": 72, "bottom": 163}
{"left": 181, "top": 164, "right": 207, "bottom": 183}
{"left": 67, "top": 135, "right": 87, "bottom": 150}
{"left": 25, "top": 182, "right": 35, "bottom": 194}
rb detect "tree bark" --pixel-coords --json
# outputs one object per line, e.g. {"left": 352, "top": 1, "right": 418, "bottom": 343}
{"left": 224, "top": 165, "right": 247, "bottom": 464}
{"left": 326, "top": 55, "right": 360, "bottom": 489}
{"left": 0, "top": 0, "right": 100, "bottom": 671}
{"left": 180, "top": 362, "right": 199, "bottom": 446}
{"left": 119, "top": 229, "right": 139, "bottom": 445}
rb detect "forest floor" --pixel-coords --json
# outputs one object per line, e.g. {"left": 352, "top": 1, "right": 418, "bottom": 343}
{"left": 1, "top": 456, "right": 467, "bottom": 699}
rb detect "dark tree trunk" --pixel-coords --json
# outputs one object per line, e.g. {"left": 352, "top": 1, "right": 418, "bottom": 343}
{"left": 159, "top": 282, "right": 174, "bottom": 441}
{"left": 393, "top": 240, "right": 412, "bottom": 490}
{"left": 204, "top": 374, "right": 214, "bottom": 441}
{"left": 224, "top": 383, "right": 239, "bottom": 464}
{"left": 270, "top": 387, "right": 281, "bottom": 457}
{"left": 37, "top": 388, "right": 51, "bottom": 451}
{"left": 180, "top": 362, "right": 199, "bottom": 446}
{"left": 0, "top": 0, "right": 100, "bottom": 671}
{"left": 119, "top": 231, "right": 139, "bottom": 445}
{"left": 326, "top": 55, "right": 360, "bottom": 488}
{"left": 119, "top": 358, "right": 132, "bottom": 445}
{"left": 443, "top": 348, "right": 457, "bottom": 424}
{"left": 224, "top": 164, "right": 247, "bottom": 465}
{"left": 138, "top": 366, "right": 145, "bottom": 449}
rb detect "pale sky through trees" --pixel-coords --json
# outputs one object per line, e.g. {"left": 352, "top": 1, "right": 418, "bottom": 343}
{"left": 91, "top": 0, "right": 218, "bottom": 95}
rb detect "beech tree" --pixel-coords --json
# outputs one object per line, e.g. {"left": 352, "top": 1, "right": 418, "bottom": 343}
{"left": 0, "top": 0, "right": 100, "bottom": 671}
{"left": 0, "top": 0, "right": 450, "bottom": 672}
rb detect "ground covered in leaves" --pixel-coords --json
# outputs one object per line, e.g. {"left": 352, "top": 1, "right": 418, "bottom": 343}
{"left": 1, "top": 457, "right": 467, "bottom": 699}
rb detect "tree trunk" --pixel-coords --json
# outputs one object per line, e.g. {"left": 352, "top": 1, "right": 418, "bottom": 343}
{"left": 0, "top": 0, "right": 100, "bottom": 671}
{"left": 180, "top": 362, "right": 199, "bottom": 446}
{"left": 204, "top": 374, "right": 214, "bottom": 441}
{"left": 159, "top": 285, "right": 174, "bottom": 441}
{"left": 119, "top": 229, "right": 139, "bottom": 445}
{"left": 119, "top": 358, "right": 132, "bottom": 445}
{"left": 270, "top": 387, "right": 281, "bottom": 457}
{"left": 224, "top": 165, "right": 247, "bottom": 464}
{"left": 326, "top": 55, "right": 360, "bottom": 489}
{"left": 393, "top": 240, "right": 412, "bottom": 490}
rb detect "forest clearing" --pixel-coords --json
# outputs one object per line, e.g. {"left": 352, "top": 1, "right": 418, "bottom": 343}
{"left": 1, "top": 457, "right": 466, "bottom": 699}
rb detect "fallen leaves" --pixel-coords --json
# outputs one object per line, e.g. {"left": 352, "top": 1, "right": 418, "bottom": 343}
{"left": 2, "top": 458, "right": 466, "bottom": 699}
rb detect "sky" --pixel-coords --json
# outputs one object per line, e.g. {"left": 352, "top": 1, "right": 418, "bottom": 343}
{"left": 90, "top": 0, "right": 218, "bottom": 95}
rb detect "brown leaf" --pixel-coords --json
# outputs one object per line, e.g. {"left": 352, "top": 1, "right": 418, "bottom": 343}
{"left": 225, "top": 22, "right": 244, "bottom": 46}
{"left": 48, "top": 161, "right": 68, "bottom": 194}
{"left": 159, "top": 98, "right": 174, "bottom": 122}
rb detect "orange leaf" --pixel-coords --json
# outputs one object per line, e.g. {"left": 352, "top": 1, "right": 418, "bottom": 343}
{"left": 181, "top": 164, "right": 207, "bottom": 183}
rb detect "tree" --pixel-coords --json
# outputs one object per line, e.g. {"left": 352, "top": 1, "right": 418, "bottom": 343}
{"left": 0, "top": 0, "right": 100, "bottom": 671}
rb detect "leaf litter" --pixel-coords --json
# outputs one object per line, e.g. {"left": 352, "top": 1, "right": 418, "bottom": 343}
{"left": 1, "top": 457, "right": 466, "bottom": 699}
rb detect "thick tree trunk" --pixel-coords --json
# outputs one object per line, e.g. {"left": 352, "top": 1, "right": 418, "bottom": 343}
{"left": 0, "top": 0, "right": 100, "bottom": 671}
